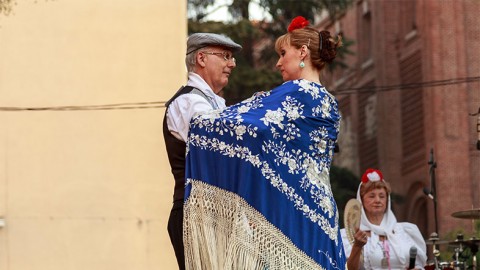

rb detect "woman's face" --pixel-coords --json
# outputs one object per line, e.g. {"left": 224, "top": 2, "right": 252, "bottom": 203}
{"left": 362, "top": 187, "right": 388, "bottom": 217}
{"left": 276, "top": 42, "right": 302, "bottom": 82}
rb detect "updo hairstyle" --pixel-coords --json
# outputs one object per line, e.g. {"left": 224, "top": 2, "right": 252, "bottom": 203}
{"left": 275, "top": 27, "right": 342, "bottom": 71}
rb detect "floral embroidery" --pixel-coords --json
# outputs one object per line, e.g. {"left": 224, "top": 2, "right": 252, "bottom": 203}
{"left": 297, "top": 79, "right": 322, "bottom": 100}
{"left": 187, "top": 79, "right": 342, "bottom": 244}
{"left": 187, "top": 134, "right": 340, "bottom": 243}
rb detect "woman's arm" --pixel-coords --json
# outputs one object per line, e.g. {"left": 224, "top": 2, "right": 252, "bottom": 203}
{"left": 346, "top": 229, "right": 369, "bottom": 270}
{"left": 347, "top": 241, "right": 364, "bottom": 270}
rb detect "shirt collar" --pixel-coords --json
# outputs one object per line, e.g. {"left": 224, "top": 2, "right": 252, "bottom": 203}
{"left": 187, "top": 72, "right": 217, "bottom": 98}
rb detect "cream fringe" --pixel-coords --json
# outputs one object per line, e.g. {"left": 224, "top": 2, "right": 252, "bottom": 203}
{"left": 184, "top": 180, "right": 326, "bottom": 270}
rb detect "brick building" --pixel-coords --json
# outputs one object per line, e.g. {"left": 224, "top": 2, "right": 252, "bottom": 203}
{"left": 317, "top": 0, "right": 480, "bottom": 242}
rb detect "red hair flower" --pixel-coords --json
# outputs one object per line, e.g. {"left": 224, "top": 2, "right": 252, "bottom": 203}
{"left": 361, "top": 168, "right": 384, "bottom": 183}
{"left": 288, "top": 16, "right": 310, "bottom": 32}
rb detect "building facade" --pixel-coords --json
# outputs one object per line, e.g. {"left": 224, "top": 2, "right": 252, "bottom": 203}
{"left": 318, "top": 0, "right": 480, "bottom": 243}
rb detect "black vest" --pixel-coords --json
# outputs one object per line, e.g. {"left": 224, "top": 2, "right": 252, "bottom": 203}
{"left": 163, "top": 86, "right": 216, "bottom": 202}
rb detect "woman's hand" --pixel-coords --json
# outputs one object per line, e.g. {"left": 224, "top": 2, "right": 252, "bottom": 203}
{"left": 353, "top": 228, "right": 369, "bottom": 247}
{"left": 347, "top": 228, "right": 369, "bottom": 270}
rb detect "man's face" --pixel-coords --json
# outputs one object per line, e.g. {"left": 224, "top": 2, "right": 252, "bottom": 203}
{"left": 197, "top": 46, "right": 236, "bottom": 94}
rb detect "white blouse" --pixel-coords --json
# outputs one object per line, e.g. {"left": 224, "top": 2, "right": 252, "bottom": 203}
{"left": 341, "top": 222, "right": 427, "bottom": 270}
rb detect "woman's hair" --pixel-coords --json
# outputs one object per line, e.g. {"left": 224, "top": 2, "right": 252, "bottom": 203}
{"left": 275, "top": 27, "right": 342, "bottom": 71}
{"left": 359, "top": 180, "right": 392, "bottom": 198}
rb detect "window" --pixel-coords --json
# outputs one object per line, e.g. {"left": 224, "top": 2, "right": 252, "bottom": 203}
{"left": 400, "top": 51, "right": 424, "bottom": 173}
{"left": 403, "top": 0, "right": 417, "bottom": 40}
{"left": 358, "top": 81, "right": 379, "bottom": 170}
{"left": 358, "top": 0, "right": 372, "bottom": 64}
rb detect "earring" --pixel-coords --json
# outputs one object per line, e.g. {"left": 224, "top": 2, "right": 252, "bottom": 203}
{"left": 299, "top": 61, "right": 305, "bottom": 68}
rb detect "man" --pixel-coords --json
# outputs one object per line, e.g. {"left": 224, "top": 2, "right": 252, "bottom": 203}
{"left": 163, "top": 33, "right": 242, "bottom": 270}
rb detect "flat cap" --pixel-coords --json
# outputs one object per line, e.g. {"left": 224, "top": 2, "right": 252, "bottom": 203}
{"left": 186, "top": 33, "right": 242, "bottom": 55}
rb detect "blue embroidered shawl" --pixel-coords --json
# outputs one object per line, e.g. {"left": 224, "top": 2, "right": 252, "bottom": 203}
{"left": 184, "top": 79, "right": 345, "bottom": 270}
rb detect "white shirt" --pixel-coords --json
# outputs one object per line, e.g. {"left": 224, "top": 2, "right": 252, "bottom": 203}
{"left": 341, "top": 223, "right": 427, "bottom": 270}
{"left": 166, "top": 72, "right": 226, "bottom": 142}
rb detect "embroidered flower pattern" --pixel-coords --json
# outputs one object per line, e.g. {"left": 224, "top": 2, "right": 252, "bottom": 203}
{"left": 187, "top": 134, "right": 339, "bottom": 243}
{"left": 261, "top": 108, "right": 286, "bottom": 138}
{"left": 187, "top": 79, "right": 341, "bottom": 243}
{"left": 309, "top": 126, "right": 332, "bottom": 158}
{"left": 191, "top": 104, "right": 260, "bottom": 141}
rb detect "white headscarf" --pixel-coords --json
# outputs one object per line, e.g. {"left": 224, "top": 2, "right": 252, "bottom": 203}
{"left": 356, "top": 177, "right": 406, "bottom": 265}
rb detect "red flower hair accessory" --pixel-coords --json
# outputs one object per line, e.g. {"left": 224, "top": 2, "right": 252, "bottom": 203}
{"left": 288, "top": 16, "right": 310, "bottom": 32}
{"left": 361, "top": 168, "right": 384, "bottom": 183}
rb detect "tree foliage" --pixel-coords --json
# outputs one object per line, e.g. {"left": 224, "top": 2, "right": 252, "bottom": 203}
{"left": 329, "top": 165, "right": 360, "bottom": 227}
{"left": 189, "top": 18, "right": 282, "bottom": 104}
{"left": 0, "top": 0, "right": 15, "bottom": 16}
{"left": 187, "top": 0, "right": 354, "bottom": 104}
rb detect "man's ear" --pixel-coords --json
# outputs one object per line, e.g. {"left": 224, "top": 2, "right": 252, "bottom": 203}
{"left": 196, "top": 52, "right": 207, "bottom": 68}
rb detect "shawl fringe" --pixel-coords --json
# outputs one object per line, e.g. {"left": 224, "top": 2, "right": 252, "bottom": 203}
{"left": 184, "top": 180, "right": 324, "bottom": 270}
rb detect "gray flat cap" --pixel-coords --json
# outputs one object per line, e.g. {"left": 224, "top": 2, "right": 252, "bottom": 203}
{"left": 186, "top": 33, "right": 242, "bottom": 55}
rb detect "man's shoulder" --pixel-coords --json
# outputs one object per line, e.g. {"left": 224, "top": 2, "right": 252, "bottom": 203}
{"left": 176, "top": 85, "right": 200, "bottom": 96}
{"left": 166, "top": 86, "right": 203, "bottom": 107}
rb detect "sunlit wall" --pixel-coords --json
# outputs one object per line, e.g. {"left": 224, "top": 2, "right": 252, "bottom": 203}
{"left": 0, "top": 1, "right": 186, "bottom": 269}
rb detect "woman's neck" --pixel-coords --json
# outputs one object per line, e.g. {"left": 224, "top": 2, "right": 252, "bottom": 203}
{"left": 300, "top": 68, "right": 321, "bottom": 84}
{"left": 367, "top": 213, "right": 383, "bottom": 225}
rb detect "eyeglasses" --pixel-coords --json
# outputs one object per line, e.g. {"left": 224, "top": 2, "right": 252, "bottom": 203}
{"left": 201, "top": 51, "right": 236, "bottom": 63}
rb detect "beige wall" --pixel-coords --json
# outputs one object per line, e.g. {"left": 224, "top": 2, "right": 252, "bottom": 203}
{"left": 0, "top": 0, "right": 185, "bottom": 269}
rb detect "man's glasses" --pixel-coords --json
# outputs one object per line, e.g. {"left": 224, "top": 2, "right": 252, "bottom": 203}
{"left": 201, "top": 51, "right": 236, "bottom": 63}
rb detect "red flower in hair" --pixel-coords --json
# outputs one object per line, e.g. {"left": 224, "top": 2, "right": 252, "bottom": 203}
{"left": 361, "top": 168, "right": 384, "bottom": 183}
{"left": 288, "top": 16, "right": 310, "bottom": 32}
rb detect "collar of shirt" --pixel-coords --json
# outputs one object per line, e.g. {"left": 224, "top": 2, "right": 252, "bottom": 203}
{"left": 187, "top": 72, "right": 226, "bottom": 109}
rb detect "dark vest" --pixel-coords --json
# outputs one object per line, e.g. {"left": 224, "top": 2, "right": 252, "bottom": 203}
{"left": 163, "top": 86, "right": 216, "bottom": 202}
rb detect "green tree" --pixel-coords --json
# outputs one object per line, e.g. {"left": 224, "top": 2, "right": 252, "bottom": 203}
{"left": 189, "top": 17, "right": 281, "bottom": 104}
{"left": 187, "top": 0, "right": 354, "bottom": 104}
{"left": 0, "top": 0, "right": 15, "bottom": 16}
{"left": 329, "top": 165, "right": 359, "bottom": 227}
{"left": 437, "top": 221, "right": 480, "bottom": 265}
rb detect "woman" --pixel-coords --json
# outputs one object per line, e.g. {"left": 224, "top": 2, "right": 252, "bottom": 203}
{"left": 341, "top": 169, "right": 427, "bottom": 270}
{"left": 183, "top": 16, "right": 344, "bottom": 269}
